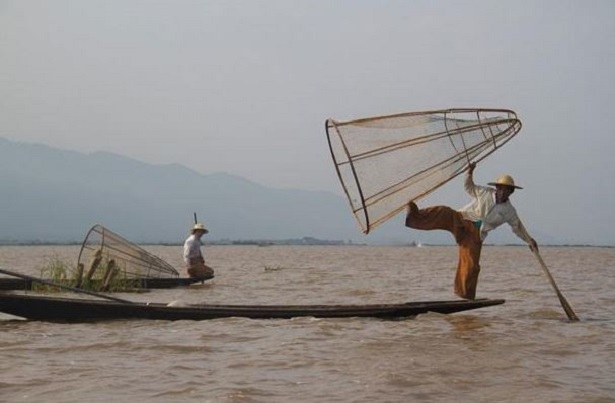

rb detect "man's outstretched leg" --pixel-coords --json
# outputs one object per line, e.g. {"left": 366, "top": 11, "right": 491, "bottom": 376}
{"left": 405, "top": 201, "right": 467, "bottom": 243}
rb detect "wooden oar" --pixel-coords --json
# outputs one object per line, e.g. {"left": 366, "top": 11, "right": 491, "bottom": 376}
{"left": 0, "top": 267, "right": 134, "bottom": 304}
{"left": 532, "top": 250, "right": 579, "bottom": 321}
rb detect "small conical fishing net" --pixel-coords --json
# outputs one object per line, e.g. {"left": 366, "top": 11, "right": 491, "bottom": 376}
{"left": 326, "top": 108, "right": 522, "bottom": 233}
{"left": 77, "top": 224, "right": 179, "bottom": 281}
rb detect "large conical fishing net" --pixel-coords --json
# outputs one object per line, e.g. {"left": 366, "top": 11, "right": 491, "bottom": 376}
{"left": 326, "top": 108, "right": 522, "bottom": 234}
{"left": 77, "top": 224, "right": 178, "bottom": 285}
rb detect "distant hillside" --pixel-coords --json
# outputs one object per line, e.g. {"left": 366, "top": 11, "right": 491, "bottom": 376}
{"left": 0, "top": 137, "right": 409, "bottom": 244}
{"left": 0, "top": 138, "right": 563, "bottom": 246}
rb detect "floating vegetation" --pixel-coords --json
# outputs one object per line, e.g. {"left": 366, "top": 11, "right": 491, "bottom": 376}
{"left": 264, "top": 265, "right": 288, "bottom": 272}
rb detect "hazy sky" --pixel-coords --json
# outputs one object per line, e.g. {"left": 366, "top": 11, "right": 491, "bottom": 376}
{"left": 1, "top": 1, "right": 614, "bottom": 245}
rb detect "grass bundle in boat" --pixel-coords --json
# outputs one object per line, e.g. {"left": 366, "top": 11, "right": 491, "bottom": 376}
{"left": 33, "top": 256, "right": 141, "bottom": 293}
{"left": 32, "top": 256, "right": 74, "bottom": 292}
{"left": 77, "top": 258, "right": 141, "bottom": 292}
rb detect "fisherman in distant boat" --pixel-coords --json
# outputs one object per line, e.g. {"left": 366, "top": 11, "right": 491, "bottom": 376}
{"left": 183, "top": 223, "right": 214, "bottom": 279}
{"left": 405, "top": 162, "right": 538, "bottom": 300}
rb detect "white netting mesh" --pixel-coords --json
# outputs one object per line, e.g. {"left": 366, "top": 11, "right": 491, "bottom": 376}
{"left": 326, "top": 108, "right": 522, "bottom": 233}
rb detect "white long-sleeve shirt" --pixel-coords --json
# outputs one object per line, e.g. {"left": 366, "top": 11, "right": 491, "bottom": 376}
{"left": 457, "top": 172, "right": 533, "bottom": 243}
{"left": 183, "top": 234, "right": 203, "bottom": 265}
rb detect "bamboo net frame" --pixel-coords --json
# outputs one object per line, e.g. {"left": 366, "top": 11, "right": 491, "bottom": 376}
{"left": 77, "top": 224, "right": 179, "bottom": 280}
{"left": 325, "top": 108, "right": 522, "bottom": 234}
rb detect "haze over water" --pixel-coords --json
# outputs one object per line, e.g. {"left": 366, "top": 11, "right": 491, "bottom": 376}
{"left": 0, "top": 245, "right": 613, "bottom": 402}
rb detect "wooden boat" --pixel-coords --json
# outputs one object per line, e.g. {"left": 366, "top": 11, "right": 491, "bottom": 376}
{"left": 0, "top": 293, "right": 505, "bottom": 323}
{"left": 0, "top": 275, "right": 212, "bottom": 291}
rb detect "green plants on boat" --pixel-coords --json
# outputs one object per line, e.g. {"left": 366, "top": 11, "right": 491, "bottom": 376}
{"left": 33, "top": 256, "right": 141, "bottom": 293}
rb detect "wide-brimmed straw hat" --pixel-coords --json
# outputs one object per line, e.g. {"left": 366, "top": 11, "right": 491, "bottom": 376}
{"left": 191, "top": 223, "right": 209, "bottom": 234}
{"left": 488, "top": 174, "right": 523, "bottom": 189}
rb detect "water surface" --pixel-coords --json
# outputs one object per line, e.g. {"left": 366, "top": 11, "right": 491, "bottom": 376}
{"left": 1, "top": 245, "right": 613, "bottom": 402}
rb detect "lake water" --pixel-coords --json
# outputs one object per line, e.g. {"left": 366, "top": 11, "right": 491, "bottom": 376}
{"left": 0, "top": 245, "right": 613, "bottom": 402}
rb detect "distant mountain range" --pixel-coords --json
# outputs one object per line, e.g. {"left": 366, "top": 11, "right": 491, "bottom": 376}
{"left": 0, "top": 137, "right": 415, "bottom": 244}
{"left": 1, "top": 137, "right": 568, "bottom": 246}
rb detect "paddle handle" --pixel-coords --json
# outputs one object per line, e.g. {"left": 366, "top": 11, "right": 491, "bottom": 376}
{"left": 194, "top": 212, "right": 198, "bottom": 224}
{"left": 532, "top": 250, "right": 579, "bottom": 321}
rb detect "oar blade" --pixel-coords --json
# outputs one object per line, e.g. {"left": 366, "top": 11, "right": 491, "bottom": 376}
{"left": 533, "top": 251, "right": 579, "bottom": 321}
{"left": 557, "top": 291, "right": 579, "bottom": 321}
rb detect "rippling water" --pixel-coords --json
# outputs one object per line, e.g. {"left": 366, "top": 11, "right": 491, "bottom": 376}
{"left": 1, "top": 245, "right": 613, "bottom": 402}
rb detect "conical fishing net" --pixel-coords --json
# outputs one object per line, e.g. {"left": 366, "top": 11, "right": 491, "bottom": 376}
{"left": 325, "top": 108, "right": 522, "bottom": 233}
{"left": 77, "top": 224, "right": 178, "bottom": 282}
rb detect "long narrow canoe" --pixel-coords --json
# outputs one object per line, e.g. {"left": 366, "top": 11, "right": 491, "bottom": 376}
{"left": 0, "top": 293, "right": 505, "bottom": 323}
{"left": 0, "top": 276, "right": 211, "bottom": 291}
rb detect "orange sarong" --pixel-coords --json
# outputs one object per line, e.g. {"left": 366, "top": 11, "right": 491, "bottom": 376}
{"left": 405, "top": 205, "right": 482, "bottom": 300}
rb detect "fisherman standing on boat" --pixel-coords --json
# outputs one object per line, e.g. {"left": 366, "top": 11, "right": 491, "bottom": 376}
{"left": 405, "top": 162, "right": 538, "bottom": 300}
{"left": 183, "top": 223, "right": 214, "bottom": 278}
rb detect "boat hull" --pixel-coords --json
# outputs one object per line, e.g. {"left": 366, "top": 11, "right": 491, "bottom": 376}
{"left": 0, "top": 293, "right": 505, "bottom": 322}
